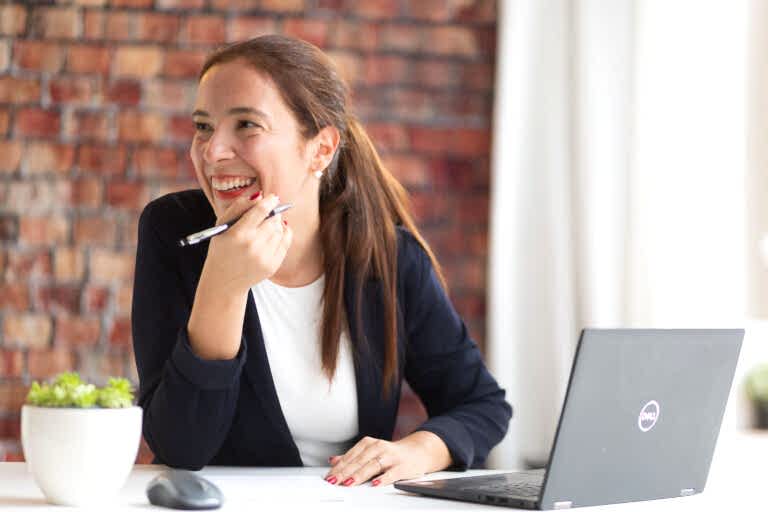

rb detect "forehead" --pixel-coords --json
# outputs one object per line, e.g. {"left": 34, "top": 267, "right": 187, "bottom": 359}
{"left": 194, "top": 59, "right": 286, "bottom": 115}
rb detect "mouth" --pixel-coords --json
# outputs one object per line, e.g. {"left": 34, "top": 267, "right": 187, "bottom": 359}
{"left": 210, "top": 174, "right": 259, "bottom": 200}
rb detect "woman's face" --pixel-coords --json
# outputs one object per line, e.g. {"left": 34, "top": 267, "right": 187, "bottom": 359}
{"left": 190, "top": 59, "right": 317, "bottom": 218}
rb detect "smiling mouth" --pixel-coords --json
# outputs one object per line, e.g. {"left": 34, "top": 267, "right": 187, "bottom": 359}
{"left": 211, "top": 175, "right": 257, "bottom": 192}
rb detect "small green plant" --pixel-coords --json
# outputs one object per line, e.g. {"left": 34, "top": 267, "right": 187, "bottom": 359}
{"left": 746, "top": 363, "right": 768, "bottom": 404}
{"left": 26, "top": 372, "right": 134, "bottom": 408}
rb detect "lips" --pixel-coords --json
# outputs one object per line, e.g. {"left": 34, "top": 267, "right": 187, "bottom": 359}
{"left": 209, "top": 174, "right": 259, "bottom": 200}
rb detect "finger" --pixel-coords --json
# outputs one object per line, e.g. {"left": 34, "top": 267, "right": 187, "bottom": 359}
{"left": 240, "top": 194, "right": 280, "bottom": 227}
{"left": 344, "top": 452, "right": 388, "bottom": 487}
{"left": 216, "top": 190, "right": 263, "bottom": 225}
{"left": 273, "top": 223, "right": 292, "bottom": 260}
{"left": 324, "top": 437, "right": 375, "bottom": 481}
{"left": 371, "top": 468, "right": 406, "bottom": 488}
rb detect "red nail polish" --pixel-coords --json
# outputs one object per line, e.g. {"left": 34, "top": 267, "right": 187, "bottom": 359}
{"left": 326, "top": 476, "right": 337, "bottom": 485}
{"left": 249, "top": 191, "right": 261, "bottom": 200}
{"left": 342, "top": 478, "right": 354, "bottom": 486}
{"left": 282, "top": 219, "right": 288, "bottom": 226}
{"left": 372, "top": 479, "right": 381, "bottom": 487}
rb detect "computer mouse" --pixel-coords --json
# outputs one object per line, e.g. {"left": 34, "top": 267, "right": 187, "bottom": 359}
{"left": 146, "top": 469, "right": 224, "bottom": 510}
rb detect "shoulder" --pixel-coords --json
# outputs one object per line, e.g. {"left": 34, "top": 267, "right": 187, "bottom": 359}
{"left": 395, "top": 225, "right": 433, "bottom": 285}
{"left": 139, "top": 189, "right": 215, "bottom": 244}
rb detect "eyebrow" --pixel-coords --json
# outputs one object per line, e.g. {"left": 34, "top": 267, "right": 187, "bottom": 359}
{"left": 192, "top": 107, "right": 270, "bottom": 120}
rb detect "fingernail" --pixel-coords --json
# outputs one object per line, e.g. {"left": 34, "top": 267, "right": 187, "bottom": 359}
{"left": 342, "top": 478, "right": 354, "bottom": 486}
{"left": 372, "top": 479, "right": 381, "bottom": 487}
{"left": 283, "top": 219, "right": 288, "bottom": 226}
{"left": 328, "top": 456, "right": 334, "bottom": 463}
{"left": 249, "top": 191, "right": 261, "bottom": 200}
{"left": 326, "top": 476, "right": 337, "bottom": 485}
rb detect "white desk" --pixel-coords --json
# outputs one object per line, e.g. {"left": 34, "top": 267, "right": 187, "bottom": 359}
{"left": 0, "top": 431, "right": 765, "bottom": 511}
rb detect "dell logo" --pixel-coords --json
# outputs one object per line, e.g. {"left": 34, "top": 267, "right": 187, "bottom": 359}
{"left": 638, "top": 400, "right": 660, "bottom": 432}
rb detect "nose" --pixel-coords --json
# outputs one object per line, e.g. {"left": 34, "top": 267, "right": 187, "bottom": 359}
{"left": 202, "top": 128, "right": 235, "bottom": 165}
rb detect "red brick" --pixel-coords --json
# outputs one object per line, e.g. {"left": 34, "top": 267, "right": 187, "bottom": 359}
{"left": 54, "top": 247, "right": 85, "bottom": 281}
{"left": 283, "top": 19, "right": 328, "bottom": 48}
{"left": 4, "top": 250, "right": 52, "bottom": 281}
{"left": 114, "top": 46, "right": 163, "bottom": 78}
{"left": 15, "top": 109, "right": 61, "bottom": 138}
{"left": 0, "top": 141, "right": 22, "bottom": 174}
{"left": 410, "top": 127, "right": 490, "bottom": 156}
{"left": 66, "top": 45, "right": 111, "bottom": 74}
{"left": 30, "top": 7, "right": 81, "bottom": 39}
{"left": 19, "top": 216, "right": 69, "bottom": 246}
{"left": 329, "top": 20, "right": 378, "bottom": 51}
{"left": 35, "top": 285, "right": 81, "bottom": 314}
{"left": 169, "top": 115, "right": 195, "bottom": 144}
{"left": 112, "top": 0, "right": 153, "bottom": 6}
{"left": 429, "top": 157, "right": 483, "bottom": 189}
{"left": 382, "top": 154, "right": 429, "bottom": 187}
{"left": 0, "top": 416, "right": 21, "bottom": 438}
{"left": 0, "top": 350, "right": 24, "bottom": 379}
{"left": 410, "top": 190, "right": 449, "bottom": 223}
{"left": 108, "top": 316, "right": 132, "bottom": 347}
{"left": 0, "top": 5, "right": 27, "bottom": 36}
{"left": 0, "top": 40, "right": 8, "bottom": 71}
{"left": 462, "top": 62, "right": 494, "bottom": 91}
{"left": 117, "top": 111, "right": 166, "bottom": 143}
{"left": 227, "top": 16, "right": 277, "bottom": 42}
{"left": 415, "top": 60, "right": 460, "bottom": 89}
{"left": 134, "top": 147, "right": 179, "bottom": 178}
{"left": 164, "top": 49, "right": 206, "bottom": 78}
{"left": 325, "top": 51, "right": 360, "bottom": 87}
{"left": 389, "top": 89, "right": 435, "bottom": 122}
{"left": 349, "top": 0, "right": 401, "bottom": 19}
{"left": 156, "top": 0, "right": 205, "bottom": 9}
{"left": 84, "top": 285, "right": 110, "bottom": 313}
{"left": 77, "top": 145, "right": 128, "bottom": 175}
{"left": 54, "top": 315, "right": 100, "bottom": 346}
{"left": 49, "top": 77, "right": 96, "bottom": 105}
{"left": 90, "top": 249, "right": 135, "bottom": 282}
{"left": 3, "top": 314, "right": 52, "bottom": 349}
{"left": 0, "top": 215, "right": 18, "bottom": 242}
{"left": 74, "top": 216, "right": 117, "bottom": 246}
{"left": 363, "top": 55, "right": 410, "bottom": 85}
{"left": 106, "top": 181, "right": 149, "bottom": 210}
{"left": 379, "top": 24, "right": 423, "bottom": 53}
{"left": 366, "top": 123, "right": 409, "bottom": 152}
{"left": 65, "top": 110, "right": 112, "bottom": 141}
{"left": 0, "top": 283, "right": 30, "bottom": 310}
{"left": 24, "top": 142, "right": 76, "bottom": 176}
{"left": 71, "top": 178, "right": 103, "bottom": 208}
{"left": 83, "top": 9, "right": 105, "bottom": 39}
{"left": 105, "top": 80, "right": 142, "bottom": 106}
{"left": 0, "top": 77, "right": 41, "bottom": 103}
{"left": 76, "top": 0, "right": 107, "bottom": 6}
{"left": 13, "top": 40, "right": 64, "bottom": 72}
{"left": 116, "top": 284, "right": 133, "bottom": 315}
{"left": 426, "top": 26, "right": 479, "bottom": 57}
{"left": 0, "top": 382, "right": 29, "bottom": 413}
{"left": 181, "top": 15, "right": 226, "bottom": 45}
{"left": 28, "top": 348, "right": 76, "bottom": 380}
{"left": 0, "top": 108, "right": 9, "bottom": 136}
{"left": 260, "top": 0, "right": 303, "bottom": 12}
{"left": 78, "top": 349, "right": 126, "bottom": 380}
{"left": 143, "top": 80, "right": 193, "bottom": 111}
{"left": 105, "top": 11, "right": 137, "bottom": 41}
{"left": 138, "top": 13, "right": 180, "bottom": 43}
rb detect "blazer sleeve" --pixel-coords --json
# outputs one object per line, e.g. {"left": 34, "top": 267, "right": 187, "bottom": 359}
{"left": 401, "top": 232, "right": 512, "bottom": 470}
{"left": 131, "top": 199, "right": 247, "bottom": 470}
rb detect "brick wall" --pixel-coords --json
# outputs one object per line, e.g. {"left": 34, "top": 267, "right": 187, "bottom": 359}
{"left": 0, "top": 0, "right": 496, "bottom": 463}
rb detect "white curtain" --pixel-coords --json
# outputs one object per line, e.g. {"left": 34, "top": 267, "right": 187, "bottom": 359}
{"left": 487, "top": 0, "right": 749, "bottom": 469}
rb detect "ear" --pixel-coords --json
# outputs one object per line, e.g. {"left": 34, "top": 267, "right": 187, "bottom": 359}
{"left": 310, "top": 125, "right": 341, "bottom": 175}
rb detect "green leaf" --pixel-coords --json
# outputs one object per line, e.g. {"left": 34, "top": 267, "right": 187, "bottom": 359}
{"left": 25, "top": 372, "right": 135, "bottom": 408}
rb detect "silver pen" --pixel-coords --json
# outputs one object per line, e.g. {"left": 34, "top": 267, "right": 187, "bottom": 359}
{"left": 178, "top": 203, "right": 293, "bottom": 247}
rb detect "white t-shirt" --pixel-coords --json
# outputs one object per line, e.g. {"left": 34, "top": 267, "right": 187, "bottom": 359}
{"left": 250, "top": 275, "right": 359, "bottom": 466}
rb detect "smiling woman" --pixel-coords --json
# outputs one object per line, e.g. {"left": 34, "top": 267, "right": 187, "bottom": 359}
{"left": 131, "top": 35, "right": 511, "bottom": 488}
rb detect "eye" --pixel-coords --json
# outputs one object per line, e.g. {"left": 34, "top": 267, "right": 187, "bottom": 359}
{"left": 194, "top": 121, "right": 212, "bottom": 132}
{"left": 238, "top": 120, "right": 261, "bottom": 130}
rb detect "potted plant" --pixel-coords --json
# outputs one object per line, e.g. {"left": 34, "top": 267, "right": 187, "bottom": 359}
{"left": 21, "top": 372, "right": 142, "bottom": 506}
{"left": 745, "top": 363, "right": 768, "bottom": 429}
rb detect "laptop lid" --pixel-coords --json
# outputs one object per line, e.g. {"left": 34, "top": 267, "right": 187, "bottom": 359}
{"left": 539, "top": 328, "right": 743, "bottom": 509}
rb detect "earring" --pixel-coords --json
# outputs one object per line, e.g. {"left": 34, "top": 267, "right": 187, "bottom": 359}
{"left": 314, "top": 168, "right": 323, "bottom": 179}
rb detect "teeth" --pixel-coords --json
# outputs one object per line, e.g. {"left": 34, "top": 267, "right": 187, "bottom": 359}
{"left": 211, "top": 177, "right": 256, "bottom": 191}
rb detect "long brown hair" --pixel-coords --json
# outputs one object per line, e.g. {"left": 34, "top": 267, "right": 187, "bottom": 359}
{"left": 199, "top": 35, "right": 446, "bottom": 397}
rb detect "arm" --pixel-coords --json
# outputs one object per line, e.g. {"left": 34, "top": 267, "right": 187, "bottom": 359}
{"left": 131, "top": 200, "right": 247, "bottom": 470}
{"left": 403, "top": 234, "right": 512, "bottom": 470}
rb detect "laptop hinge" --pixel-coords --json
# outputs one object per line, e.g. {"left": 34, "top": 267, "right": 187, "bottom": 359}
{"left": 553, "top": 501, "right": 572, "bottom": 509}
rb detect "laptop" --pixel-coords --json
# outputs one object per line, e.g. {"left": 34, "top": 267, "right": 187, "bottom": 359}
{"left": 395, "top": 328, "right": 743, "bottom": 509}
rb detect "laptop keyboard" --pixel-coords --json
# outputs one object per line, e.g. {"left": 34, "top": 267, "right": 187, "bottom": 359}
{"left": 468, "top": 471, "right": 545, "bottom": 498}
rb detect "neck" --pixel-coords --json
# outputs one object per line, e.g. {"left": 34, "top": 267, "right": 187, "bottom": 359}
{"left": 271, "top": 208, "right": 323, "bottom": 287}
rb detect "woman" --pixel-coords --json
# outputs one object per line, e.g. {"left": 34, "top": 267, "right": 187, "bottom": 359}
{"left": 132, "top": 35, "right": 511, "bottom": 487}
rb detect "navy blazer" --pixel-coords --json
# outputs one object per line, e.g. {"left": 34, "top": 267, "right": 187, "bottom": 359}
{"left": 131, "top": 189, "right": 512, "bottom": 471}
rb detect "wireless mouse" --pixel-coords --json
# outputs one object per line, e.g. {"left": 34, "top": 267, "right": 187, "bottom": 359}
{"left": 146, "top": 469, "right": 224, "bottom": 510}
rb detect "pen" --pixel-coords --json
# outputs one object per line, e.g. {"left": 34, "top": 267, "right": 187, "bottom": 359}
{"left": 177, "top": 203, "right": 293, "bottom": 247}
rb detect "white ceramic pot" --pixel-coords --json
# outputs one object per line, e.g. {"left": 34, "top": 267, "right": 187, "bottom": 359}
{"left": 21, "top": 405, "right": 142, "bottom": 506}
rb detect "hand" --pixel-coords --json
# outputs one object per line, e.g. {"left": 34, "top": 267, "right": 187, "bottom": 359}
{"left": 324, "top": 431, "right": 452, "bottom": 487}
{"left": 201, "top": 192, "right": 293, "bottom": 294}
